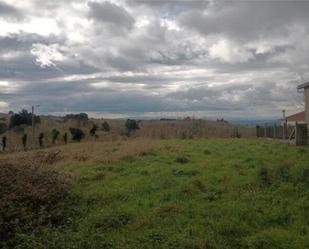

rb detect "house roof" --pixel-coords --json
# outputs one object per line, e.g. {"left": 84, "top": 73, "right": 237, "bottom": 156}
{"left": 297, "top": 82, "right": 309, "bottom": 89}
{"left": 286, "top": 111, "right": 306, "bottom": 122}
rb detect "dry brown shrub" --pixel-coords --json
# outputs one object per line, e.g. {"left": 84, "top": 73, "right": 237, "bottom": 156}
{"left": 33, "top": 149, "right": 63, "bottom": 164}
{"left": 0, "top": 158, "right": 70, "bottom": 245}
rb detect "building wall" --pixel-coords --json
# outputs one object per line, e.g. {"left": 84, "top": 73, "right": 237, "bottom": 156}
{"left": 306, "top": 87, "right": 309, "bottom": 124}
{"left": 305, "top": 88, "right": 309, "bottom": 144}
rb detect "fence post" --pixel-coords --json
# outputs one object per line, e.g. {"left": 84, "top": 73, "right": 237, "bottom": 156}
{"left": 256, "top": 126, "right": 260, "bottom": 137}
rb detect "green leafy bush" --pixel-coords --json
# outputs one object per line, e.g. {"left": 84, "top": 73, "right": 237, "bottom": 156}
{"left": 69, "top": 128, "right": 85, "bottom": 142}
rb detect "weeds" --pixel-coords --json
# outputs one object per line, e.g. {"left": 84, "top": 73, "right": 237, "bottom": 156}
{"left": 1, "top": 139, "right": 309, "bottom": 249}
{"left": 204, "top": 149, "right": 211, "bottom": 155}
{"left": 175, "top": 156, "right": 189, "bottom": 164}
{"left": 93, "top": 212, "right": 131, "bottom": 231}
{"left": 257, "top": 167, "right": 272, "bottom": 187}
{"left": 172, "top": 169, "right": 199, "bottom": 177}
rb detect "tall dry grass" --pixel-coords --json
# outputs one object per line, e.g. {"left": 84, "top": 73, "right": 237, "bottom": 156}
{"left": 0, "top": 117, "right": 256, "bottom": 153}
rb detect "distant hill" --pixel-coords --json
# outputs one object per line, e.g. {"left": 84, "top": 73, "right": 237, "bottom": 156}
{"left": 227, "top": 118, "right": 279, "bottom": 126}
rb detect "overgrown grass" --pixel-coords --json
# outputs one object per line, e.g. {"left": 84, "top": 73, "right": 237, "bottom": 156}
{"left": 1, "top": 138, "right": 309, "bottom": 249}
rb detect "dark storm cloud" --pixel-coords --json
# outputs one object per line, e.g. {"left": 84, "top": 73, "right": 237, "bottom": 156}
{"left": 7, "top": 78, "right": 171, "bottom": 113}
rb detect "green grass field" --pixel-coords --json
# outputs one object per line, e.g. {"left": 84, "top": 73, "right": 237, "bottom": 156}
{"left": 5, "top": 139, "right": 309, "bottom": 249}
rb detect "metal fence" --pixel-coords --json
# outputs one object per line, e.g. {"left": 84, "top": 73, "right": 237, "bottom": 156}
{"left": 256, "top": 123, "right": 308, "bottom": 146}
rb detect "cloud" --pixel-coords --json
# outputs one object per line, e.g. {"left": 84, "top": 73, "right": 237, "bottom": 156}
{"left": 0, "top": 101, "right": 9, "bottom": 112}
{"left": 209, "top": 39, "right": 254, "bottom": 63}
{"left": 88, "top": 1, "right": 135, "bottom": 33}
{"left": 0, "top": 0, "right": 308, "bottom": 118}
{"left": 179, "top": 1, "right": 309, "bottom": 41}
{"left": 30, "top": 43, "right": 64, "bottom": 68}
{"left": 0, "top": 1, "right": 23, "bottom": 21}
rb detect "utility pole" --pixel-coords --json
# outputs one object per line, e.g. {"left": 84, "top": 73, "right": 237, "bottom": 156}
{"left": 32, "top": 105, "right": 40, "bottom": 148}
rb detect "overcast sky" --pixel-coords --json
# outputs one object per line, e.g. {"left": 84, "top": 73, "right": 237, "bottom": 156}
{"left": 0, "top": 0, "right": 308, "bottom": 118}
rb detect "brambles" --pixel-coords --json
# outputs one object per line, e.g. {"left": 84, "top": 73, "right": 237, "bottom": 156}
{"left": 69, "top": 128, "right": 85, "bottom": 142}
{"left": 0, "top": 160, "right": 70, "bottom": 247}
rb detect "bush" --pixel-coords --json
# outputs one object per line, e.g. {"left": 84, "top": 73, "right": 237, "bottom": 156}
{"left": 0, "top": 161, "right": 70, "bottom": 247}
{"left": 63, "top": 132, "right": 68, "bottom": 144}
{"left": 1, "top": 136, "right": 7, "bottom": 151}
{"left": 69, "top": 128, "right": 85, "bottom": 142}
{"left": 38, "top": 133, "right": 44, "bottom": 147}
{"left": 22, "top": 134, "right": 27, "bottom": 149}
{"left": 102, "top": 121, "right": 110, "bottom": 132}
{"left": 0, "top": 123, "right": 7, "bottom": 134}
{"left": 51, "top": 129, "right": 60, "bottom": 145}
{"left": 90, "top": 124, "right": 98, "bottom": 137}
{"left": 125, "top": 119, "right": 140, "bottom": 137}
{"left": 9, "top": 109, "right": 40, "bottom": 129}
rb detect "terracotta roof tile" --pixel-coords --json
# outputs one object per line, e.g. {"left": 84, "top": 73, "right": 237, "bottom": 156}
{"left": 286, "top": 111, "right": 305, "bottom": 122}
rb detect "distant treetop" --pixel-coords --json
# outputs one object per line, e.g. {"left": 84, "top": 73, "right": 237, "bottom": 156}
{"left": 9, "top": 109, "right": 40, "bottom": 129}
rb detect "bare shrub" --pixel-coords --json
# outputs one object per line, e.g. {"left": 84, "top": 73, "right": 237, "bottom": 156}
{"left": 0, "top": 160, "right": 70, "bottom": 246}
